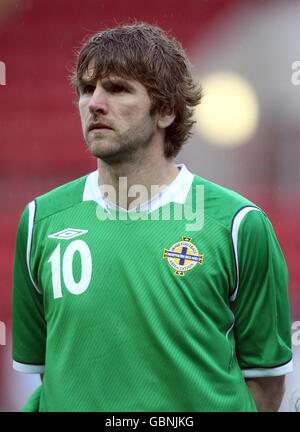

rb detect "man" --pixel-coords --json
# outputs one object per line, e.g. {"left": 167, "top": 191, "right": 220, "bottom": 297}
{"left": 12, "top": 23, "right": 292, "bottom": 412}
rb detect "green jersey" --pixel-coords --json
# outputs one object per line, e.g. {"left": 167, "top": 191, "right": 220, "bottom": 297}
{"left": 12, "top": 165, "right": 292, "bottom": 412}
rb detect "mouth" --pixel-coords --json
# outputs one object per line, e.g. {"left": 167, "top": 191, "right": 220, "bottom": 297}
{"left": 88, "top": 122, "right": 113, "bottom": 133}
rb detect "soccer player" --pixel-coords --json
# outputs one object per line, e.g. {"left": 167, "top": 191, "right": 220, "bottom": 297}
{"left": 12, "top": 23, "right": 293, "bottom": 412}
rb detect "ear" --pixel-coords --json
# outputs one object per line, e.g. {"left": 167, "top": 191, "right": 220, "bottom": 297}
{"left": 157, "top": 108, "right": 176, "bottom": 130}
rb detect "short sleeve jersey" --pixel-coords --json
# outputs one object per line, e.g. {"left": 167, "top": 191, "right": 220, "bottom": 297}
{"left": 12, "top": 165, "right": 293, "bottom": 412}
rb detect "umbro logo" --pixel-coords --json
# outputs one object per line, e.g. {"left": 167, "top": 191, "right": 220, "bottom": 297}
{"left": 48, "top": 228, "right": 88, "bottom": 240}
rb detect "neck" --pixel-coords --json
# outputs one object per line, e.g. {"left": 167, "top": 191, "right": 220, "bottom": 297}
{"left": 97, "top": 144, "right": 179, "bottom": 210}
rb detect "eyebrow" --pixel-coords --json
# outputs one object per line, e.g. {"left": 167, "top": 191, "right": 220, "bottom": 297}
{"left": 78, "top": 76, "right": 136, "bottom": 92}
{"left": 107, "top": 77, "right": 136, "bottom": 91}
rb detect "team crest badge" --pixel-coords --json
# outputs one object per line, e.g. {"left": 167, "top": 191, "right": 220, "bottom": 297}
{"left": 163, "top": 236, "right": 204, "bottom": 276}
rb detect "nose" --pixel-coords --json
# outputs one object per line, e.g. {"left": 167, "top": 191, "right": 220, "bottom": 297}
{"left": 88, "top": 85, "right": 109, "bottom": 116}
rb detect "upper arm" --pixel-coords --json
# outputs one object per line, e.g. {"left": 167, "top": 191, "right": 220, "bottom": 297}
{"left": 12, "top": 202, "right": 46, "bottom": 374}
{"left": 245, "top": 375, "right": 286, "bottom": 411}
{"left": 230, "top": 207, "right": 293, "bottom": 378}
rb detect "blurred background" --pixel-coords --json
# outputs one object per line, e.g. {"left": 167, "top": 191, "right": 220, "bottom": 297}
{"left": 0, "top": 0, "right": 299, "bottom": 411}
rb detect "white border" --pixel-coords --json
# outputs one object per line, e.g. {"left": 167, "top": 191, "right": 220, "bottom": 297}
{"left": 242, "top": 359, "right": 293, "bottom": 378}
{"left": 229, "top": 206, "right": 260, "bottom": 302}
{"left": 26, "top": 201, "right": 42, "bottom": 294}
{"left": 13, "top": 360, "right": 45, "bottom": 374}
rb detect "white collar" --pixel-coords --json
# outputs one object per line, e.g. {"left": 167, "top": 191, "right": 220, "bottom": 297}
{"left": 82, "top": 163, "right": 194, "bottom": 213}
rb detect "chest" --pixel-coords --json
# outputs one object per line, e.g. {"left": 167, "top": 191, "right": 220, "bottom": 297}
{"left": 31, "top": 207, "right": 235, "bottom": 326}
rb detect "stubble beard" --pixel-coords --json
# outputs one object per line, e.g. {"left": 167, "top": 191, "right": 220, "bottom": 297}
{"left": 86, "top": 121, "right": 156, "bottom": 165}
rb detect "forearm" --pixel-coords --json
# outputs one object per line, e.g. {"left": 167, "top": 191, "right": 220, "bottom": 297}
{"left": 245, "top": 376, "right": 286, "bottom": 412}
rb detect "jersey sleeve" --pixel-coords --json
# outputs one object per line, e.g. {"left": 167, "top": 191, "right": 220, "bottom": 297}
{"left": 230, "top": 207, "right": 293, "bottom": 378}
{"left": 12, "top": 202, "right": 46, "bottom": 373}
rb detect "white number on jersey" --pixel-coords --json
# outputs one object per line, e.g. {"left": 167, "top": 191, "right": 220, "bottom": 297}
{"left": 48, "top": 240, "right": 92, "bottom": 299}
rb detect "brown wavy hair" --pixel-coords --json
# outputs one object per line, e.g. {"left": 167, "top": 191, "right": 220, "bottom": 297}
{"left": 71, "top": 23, "right": 202, "bottom": 158}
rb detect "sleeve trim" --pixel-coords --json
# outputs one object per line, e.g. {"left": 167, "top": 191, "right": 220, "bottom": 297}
{"left": 27, "top": 200, "right": 42, "bottom": 295}
{"left": 242, "top": 359, "right": 293, "bottom": 378}
{"left": 229, "top": 206, "right": 260, "bottom": 302}
{"left": 13, "top": 360, "right": 45, "bottom": 374}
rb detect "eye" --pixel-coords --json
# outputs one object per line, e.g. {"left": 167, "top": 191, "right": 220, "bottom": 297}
{"left": 81, "top": 84, "right": 95, "bottom": 94}
{"left": 107, "top": 84, "right": 127, "bottom": 94}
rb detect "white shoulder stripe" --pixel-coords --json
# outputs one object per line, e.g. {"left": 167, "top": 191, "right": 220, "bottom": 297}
{"left": 26, "top": 201, "right": 42, "bottom": 295}
{"left": 13, "top": 360, "right": 45, "bottom": 374}
{"left": 229, "top": 206, "right": 260, "bottom": 302}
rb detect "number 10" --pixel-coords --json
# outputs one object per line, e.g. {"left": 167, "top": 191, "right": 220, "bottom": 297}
{"left": 48, "top": 240, "right": 92, "bottom": 299}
